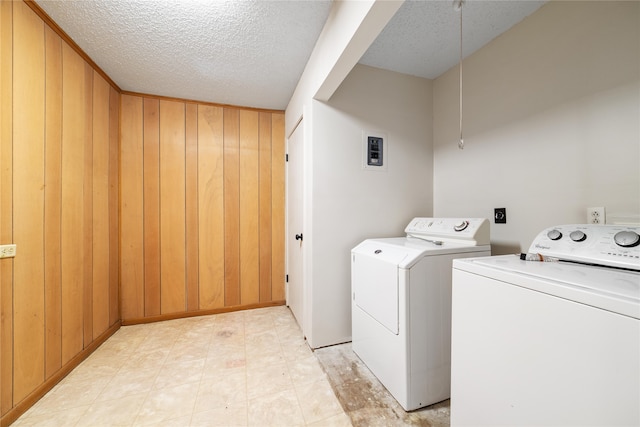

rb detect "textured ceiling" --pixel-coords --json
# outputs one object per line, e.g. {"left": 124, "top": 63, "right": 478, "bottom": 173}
{"left": 361, "top": 0, "right": 546, "bottom": 79}
{"left": 35, "top": 0, "right": 546, "bottom": 111}
{"left": 35, "top": 0, "right": 333, "bottom": 110}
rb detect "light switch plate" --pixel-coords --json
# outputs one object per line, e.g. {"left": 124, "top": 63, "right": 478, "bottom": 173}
{"left": 0, "top": 244, "right": 16, "bottom": 258}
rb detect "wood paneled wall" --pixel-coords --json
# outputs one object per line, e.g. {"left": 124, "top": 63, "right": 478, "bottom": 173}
{"left": 120, "top": 95, "right": 285, "bottom": 322}
{"left": 1, "top": 1, "right": 286, "bottom": 424}
{"left": 0, "top": 2, "right": 120, "bottom": 422}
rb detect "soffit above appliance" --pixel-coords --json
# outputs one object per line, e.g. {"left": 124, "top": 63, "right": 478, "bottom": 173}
{"left": 360, "top": 0, "right": 546, "bottom": 79}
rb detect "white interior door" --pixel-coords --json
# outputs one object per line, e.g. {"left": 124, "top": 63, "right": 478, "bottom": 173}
{"left": 287, "top": 120, "right": 304, "bottom": 330}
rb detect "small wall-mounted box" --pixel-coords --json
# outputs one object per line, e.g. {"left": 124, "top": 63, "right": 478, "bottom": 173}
{"left": 494, "top": 208, "right": 507, "bottom": 224}
{"left": 367, "top": 136, "right": 383, "bottom": 166}
{"left": 0, "top": 244, "right": 16, "bottom": 259}
{"left": 362, "top": 131, "right": 388, "bottom": 172}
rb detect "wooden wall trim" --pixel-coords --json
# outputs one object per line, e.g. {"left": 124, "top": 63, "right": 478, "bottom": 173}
{"left": 122, "top": 90, "right": 285, "bottom": 115}
{"left": 23, "top": 0, "right": 121, "bottom": 92}
{"left": 0, "top": 322, "right": 121, "bottom": 427}
{"left": 121, "top": 301, "right": 286, "bottom": 326}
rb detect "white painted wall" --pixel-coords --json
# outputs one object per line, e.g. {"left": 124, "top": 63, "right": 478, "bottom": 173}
{"left": 285, "top": 0, "right": 403, "bottom": 136}
{"left": 308, "top": 64, "right": 432, "bottom": 347}
{"left": 433, "top": 1, "right": 640, "bottom": 254}
{"left": 286, "top": 0, "right": 638, "bottom": 347}
{"left": 284, "top": 0, "right": 406, "bottom": 347}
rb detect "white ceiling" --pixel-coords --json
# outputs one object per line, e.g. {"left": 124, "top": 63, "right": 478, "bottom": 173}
{"left": 35, "top": 0, "right": 546, "bottom": 111}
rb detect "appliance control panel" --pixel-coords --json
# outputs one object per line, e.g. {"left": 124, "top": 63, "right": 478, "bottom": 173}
{"left": 529, "top": 224, "right": 640, "bottom": 271}
{"left": 404, "top": 218, "right": 490, "bottom": 246}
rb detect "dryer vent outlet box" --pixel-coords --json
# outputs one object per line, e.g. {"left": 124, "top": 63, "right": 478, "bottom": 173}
{"left": 362, "top": 131, "right": 388, "bottom": 172}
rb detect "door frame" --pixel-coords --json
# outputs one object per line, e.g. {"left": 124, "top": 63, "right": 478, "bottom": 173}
{"left": 286, "top": 107, "right": 314, "bottom": 345}
{"left": 285, "top": 114, "right": 305, "bottom": 332}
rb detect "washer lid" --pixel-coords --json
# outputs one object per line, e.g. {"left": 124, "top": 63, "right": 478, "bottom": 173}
{"left": 453, "top": 255, "right": 640, "bottom": 319}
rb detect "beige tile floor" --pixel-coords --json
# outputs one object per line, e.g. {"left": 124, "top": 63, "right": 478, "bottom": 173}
{"left": 14, "top": 306, "right": 351, "bottom": 427}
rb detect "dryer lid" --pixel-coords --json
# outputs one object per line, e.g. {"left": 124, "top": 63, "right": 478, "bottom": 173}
{"left": 351, "top": 239, "right": 416, "bottom": 265}
{"left": 353, "top": 238, "right": 490, "bottom": 268}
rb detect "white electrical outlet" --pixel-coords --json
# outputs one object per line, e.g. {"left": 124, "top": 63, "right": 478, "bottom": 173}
{"left": 0, "top": 244, "right": 16, "bottom": 259}
{"left": 587, "top": 207, "right": 606, "bottom": 224}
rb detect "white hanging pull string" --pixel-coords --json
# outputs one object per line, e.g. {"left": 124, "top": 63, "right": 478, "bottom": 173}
{"left": 457, "top": 0, "right": 465, "bottom": 150}
{"left": 458, "top": 5, "right": 464, "bottom": 149}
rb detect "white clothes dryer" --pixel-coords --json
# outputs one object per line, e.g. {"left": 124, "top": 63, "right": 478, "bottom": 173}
{"left": 451, "top": 224, "right": 640, "bottom": 426}
{"left": 351, "top": 218, "right": 491, "bottom": 411}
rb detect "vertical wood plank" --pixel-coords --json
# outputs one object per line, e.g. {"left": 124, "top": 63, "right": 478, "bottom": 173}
{"left": 61, "top": 43, "right": 85, "bottom": 364}
{"left": 197, "top": 105, "right": 225, "bottom": 310}
{"left": 258, "top": 112, "right": 272, "bottom": 302}
{"left": 143, "top": 98, "right": 160, "bottom": 317}
{"left": 271, "top": 113, "right": 286, "bottom": 301}
{"left": 159, "top": 100, "right": 186, "bottom": 314}
{"left": 108, "top": 87, "right": 119, "bottom": 325}
{"left": 0, "top": 0, "right": 13, "bottom": 413}
{"left": 0, "top": 0, "right": 11, "bottom": 414}
{"left": 92, "top": 72, "right": 110, "bottom": 338}
{"left": 83, "top": 62, "right": 94, "bottom": 348}
{"left": 44, "top": 25, "right": 62, "bottom": 379}
{"left": 239, "top": 110, "right": 259, "bottom": 305}
{"left": 185, "top": 103, "right": 199, "bottom": 311}
{"left": 12, "top": 1, "right": 45, "bottom": 402}
{"left": 224, "top": 108, "right": 240, "bottom": 307}
{"left": 120, "top": 94, "right": 144, "bottom": 320}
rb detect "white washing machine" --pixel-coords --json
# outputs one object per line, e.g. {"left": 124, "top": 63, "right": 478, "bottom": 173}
{"left": 451, "top": 224, "right": 640, "bottom": 426}
{"left": 351, "top": 217, "right": 491, "bottom": 411}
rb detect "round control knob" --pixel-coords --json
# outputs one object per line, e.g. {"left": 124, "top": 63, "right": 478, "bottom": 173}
{"left": 614, "top": 230, "right": 640, "bottom": 248}
{"left": 569, "top": 230, "right": 587, "bottom": 242}
{"left": 547, "top": 229, "right": 563, "bottom": 241}
{"left": 454, "top": 221, "right": 469, "bottom": 232}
